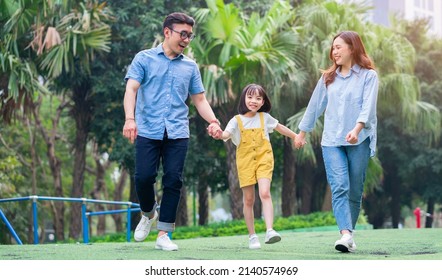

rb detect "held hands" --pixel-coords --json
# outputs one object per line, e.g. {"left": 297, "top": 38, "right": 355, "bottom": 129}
{"left": 207, "top": 122, "right": 222, "bottom": 139}
{"left": 294, "top": 133, "right": 307, "bottom": 150}
{"left": 123, "top": 119, "right": 137, "bottom": 144}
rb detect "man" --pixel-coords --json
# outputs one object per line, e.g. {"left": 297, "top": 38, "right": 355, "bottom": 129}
{"left": 122, "top": 12, "right": 221, "bottom": 251}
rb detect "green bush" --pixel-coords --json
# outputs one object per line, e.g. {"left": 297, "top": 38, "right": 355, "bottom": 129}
{"left": 90, "top": 211, "right": 371, "bottom": 243}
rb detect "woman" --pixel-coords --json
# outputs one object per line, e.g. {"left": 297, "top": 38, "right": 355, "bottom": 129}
{"left": 295, "top": 31, "right": 378, "bottom": 253}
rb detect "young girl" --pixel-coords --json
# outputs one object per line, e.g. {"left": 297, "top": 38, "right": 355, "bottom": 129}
{"left": 219, "top": 84, "right": 297, "bottom": 249}
{"left": 295, "top": 31, "right": 378, "bottom": 253}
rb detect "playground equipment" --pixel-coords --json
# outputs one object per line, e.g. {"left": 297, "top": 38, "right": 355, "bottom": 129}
{"left": 0, "top": 208, "right": 23, "bottom": 244}
{"left": 0, "top": 195, "right": 140, "bottom": 245}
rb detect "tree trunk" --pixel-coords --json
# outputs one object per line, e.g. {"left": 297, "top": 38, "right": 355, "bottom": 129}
{"left": 89, "top": 143, "right": 109, "bottom": 235}
{"left": 198, "top": 176, "right": 209, "bottom": 225}
{"left": 425, "top": 197, "right": 435, "bottom": 228}
{"left": 363, "top": 190, "right": 388, "bottom": 229}
{"left": 25, "top": 115, "right": 39, "bottom": 243}
{"left": 300, "top": 164, "right": 314, "bottom": 214}
{"left": 175, "top": 186, "right": 188, "bottom": 226}
{"left": 225, "top": 141, "right": 243, "bottom": 220}
{"left": 281, "top": 139, "right": 297, "bottom": 217}
{"left": 194, "top": 116, "right": 210, "bottom": 226}
{"left": 32, "top": 97, "right": 66, "bottom": 241}
{"left": 51, "top": 170, "right": 65, "bottom": 241}
{"left": 321, "top": 185, "right": 332, "bottom": 212}
{"left": 69, "top": 84, "right": 93, "bottom": 240}
{"left": 297, "top": 162, "right": 331, "bottom": 215}
{"left": 26, "top": 116, "right": 38, "bottom": 195}
{"left": 129, "top": 173, "right": 139, "bottom": 231}
{"left": 388, "top": 169, "right": 401, "bottom": 228}
{"left": 112, "top": 168, "right": 128, "bottom": 232}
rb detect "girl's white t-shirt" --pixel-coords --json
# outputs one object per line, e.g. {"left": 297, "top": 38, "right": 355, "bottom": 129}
{"left": 224, "top": 112, "right": 279, "bottom": 146}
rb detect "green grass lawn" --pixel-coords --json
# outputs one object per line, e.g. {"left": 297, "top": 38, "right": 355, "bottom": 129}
{"left": 1, "top": 228, "right": 441, "bottom": 260}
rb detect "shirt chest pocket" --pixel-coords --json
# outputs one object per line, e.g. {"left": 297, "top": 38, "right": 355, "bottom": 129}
{"left": 349, "top": 94, "right": 363, "bottom": 107}
{"left": 343, "top": 86, "right": 363, "bottom": 107}
{"left": 345, "top": 76, "right": 364, "bottom": 106}
{"left": 173, "top": 76, "right": 191, "bottom": 99}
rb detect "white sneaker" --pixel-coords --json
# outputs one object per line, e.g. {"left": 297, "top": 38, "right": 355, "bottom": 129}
{"left": 134, "top": 210, "right": 158, "bottom": 242}
{"left": 155, "top": 234, "right": 178, "bottom": 251}
{"left": 265, "top": 229, "right": 281, "bottom": 244}
{"left": 249, "top": 234, "right": 261, "bottom": 249}
{"left": 334, "top": 233, "right": 356, "bottom": 253}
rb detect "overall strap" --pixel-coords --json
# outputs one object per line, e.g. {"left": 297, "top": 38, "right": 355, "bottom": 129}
{"left": 235, "top": 115, "right": 245, "bottom": 130}
{"left": 259, "top": 112, "right": 265, "bottom": 129}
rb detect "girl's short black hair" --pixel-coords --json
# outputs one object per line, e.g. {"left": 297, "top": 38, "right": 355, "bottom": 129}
{"left": 163, "top": 12, "right": 195, "bottom": 30}
{"left": 237, "top": 84, "right": 272, "bottom": 114}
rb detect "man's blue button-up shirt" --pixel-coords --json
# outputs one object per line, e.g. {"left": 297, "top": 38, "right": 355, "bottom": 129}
{"left": 125, "top": 44, "right": 205, "bottom": 140}
{"left": 299, "top": 64, "right": 378, "bottom": 157}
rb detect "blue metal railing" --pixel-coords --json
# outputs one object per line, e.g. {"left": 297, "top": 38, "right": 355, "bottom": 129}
{"left": 0, "top": 196, "right": 140, "bottom": 245}
{"left": 0, "top": 208, "right": 23, "bottom": 245}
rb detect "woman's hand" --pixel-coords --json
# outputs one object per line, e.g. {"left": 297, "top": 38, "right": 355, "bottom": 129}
{"left": 294, "top": 132, "right": 307, "bottom": 149}
{"left": 346, "top": 123, "right": 364, "bottom": 144}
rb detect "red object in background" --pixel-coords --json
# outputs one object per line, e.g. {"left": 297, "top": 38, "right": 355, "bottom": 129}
{"left": 414, "top": 207, "right": 421, "bottom": 228}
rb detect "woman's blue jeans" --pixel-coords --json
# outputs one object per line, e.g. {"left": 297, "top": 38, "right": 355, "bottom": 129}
{"left": 322, "top": 138, "right": 370, "bottom": 232}
{"left": 135, "top": 135, "right": 188, "bottom": 232}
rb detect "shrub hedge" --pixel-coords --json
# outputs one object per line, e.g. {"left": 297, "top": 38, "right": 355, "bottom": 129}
{"left": 90, "top": 211, "right": 369, "bottom": 243}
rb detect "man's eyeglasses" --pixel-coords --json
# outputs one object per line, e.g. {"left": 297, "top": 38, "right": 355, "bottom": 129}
{"left": 168, "top": 28, "right": 195, "bottom": 41}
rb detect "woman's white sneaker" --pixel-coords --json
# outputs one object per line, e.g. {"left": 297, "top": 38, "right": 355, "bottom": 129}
{"left": 265, "top": 229, "right": 281, "bottom": 244}
{"left": 249, "top": 234, "right": 261, "bottom": 249}
{"left": 155, "top": 234, "right": 178, "bottom": 251}
{"left": 334, "top": 233, "right": 356, "bottom": 253}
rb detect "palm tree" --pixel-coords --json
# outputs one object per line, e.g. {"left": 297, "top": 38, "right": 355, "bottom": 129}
{"left": 192, "top": 0, "right": 301, "bottom": 219}
{"left": 0, "top": 0, "right": 50, "bottom": 122}
{"left": 1, "top": 0, "right": 112, "bottom": 239}
{"left": 35, "top": 1, "right": 112, "bottom": 239}
{"left": 1, "top": 0, "right": 68, "bottom": 241}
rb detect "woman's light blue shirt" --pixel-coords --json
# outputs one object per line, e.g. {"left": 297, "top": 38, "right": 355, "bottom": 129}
{"left": 125, "top": 44, "right": 205, "bottom": 140}
{"left": 298, "top": 64, "right": 378, "bottom": 157}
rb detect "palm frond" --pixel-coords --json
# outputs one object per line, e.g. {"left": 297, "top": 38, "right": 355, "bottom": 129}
{"left": 379, "top": 73, "right": 440, "bottom": 137}
{"left": 364, "top": 156, "right": 384, "bottom": 193}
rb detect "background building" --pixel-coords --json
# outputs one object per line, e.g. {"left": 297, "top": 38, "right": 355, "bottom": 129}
{"left": 339, "top": 0, "right": 442, "bottom": 37}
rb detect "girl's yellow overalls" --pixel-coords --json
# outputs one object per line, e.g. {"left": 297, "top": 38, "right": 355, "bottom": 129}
{"left": 235, "top": 112, "right": 274, "bottom": 188}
